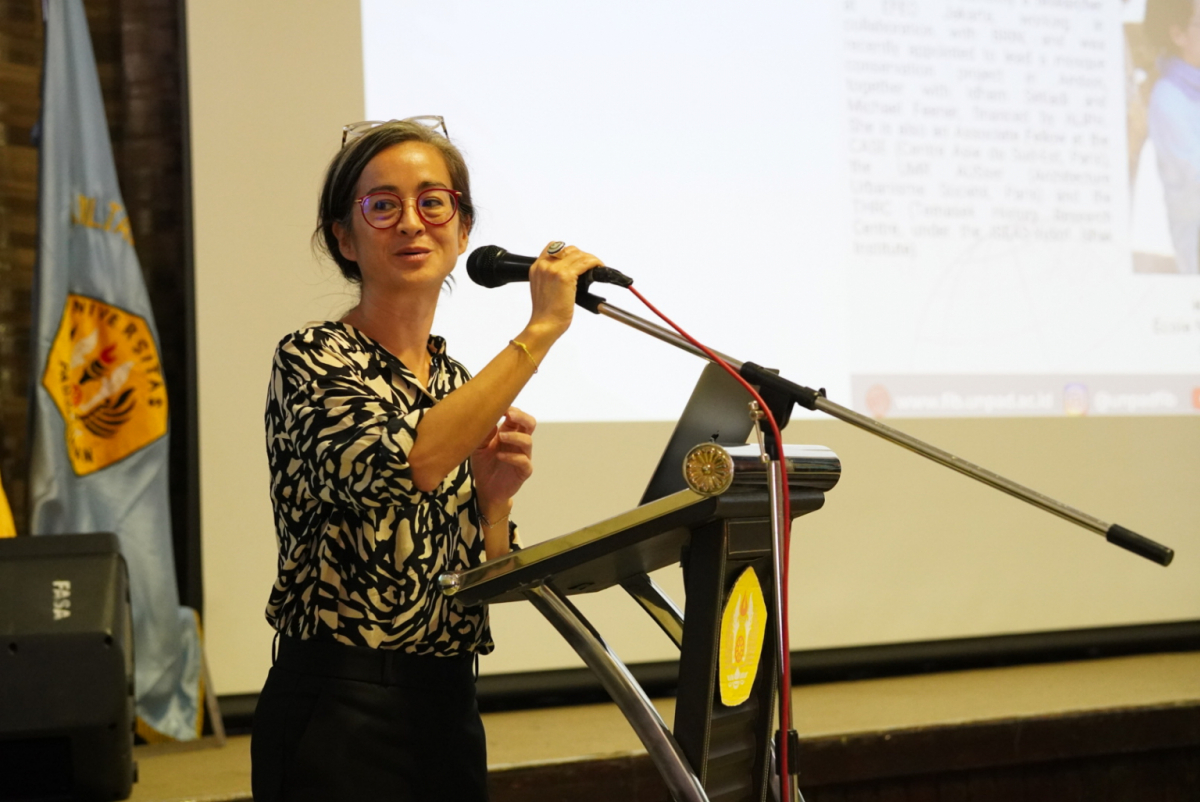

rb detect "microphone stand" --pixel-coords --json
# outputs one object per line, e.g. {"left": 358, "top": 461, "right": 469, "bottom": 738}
{"left": 574, "top": 286, "right": 1175, "bottom": 802}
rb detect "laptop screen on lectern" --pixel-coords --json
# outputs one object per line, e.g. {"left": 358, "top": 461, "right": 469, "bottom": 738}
{"left": 640, "top": 363, "right": 756, "bottom": 506}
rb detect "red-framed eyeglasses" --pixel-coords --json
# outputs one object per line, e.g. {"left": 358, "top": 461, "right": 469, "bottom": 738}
{"left": 355, "top": 188, "right": 462, "bottom": 229}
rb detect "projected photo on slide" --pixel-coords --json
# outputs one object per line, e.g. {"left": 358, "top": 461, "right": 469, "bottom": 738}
{"left": 361, "top": 0, "right": 1199, "bottom": 421}
{"left": 1127, "top": 0, "right": 1200, "bottom": 276}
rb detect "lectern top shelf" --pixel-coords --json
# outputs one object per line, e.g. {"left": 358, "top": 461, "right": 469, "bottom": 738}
{"left": 439, "top": 444, "right": 840, "bottom": 607}
{"left": 440, "top": 488, "right": 710, "bottom": 607}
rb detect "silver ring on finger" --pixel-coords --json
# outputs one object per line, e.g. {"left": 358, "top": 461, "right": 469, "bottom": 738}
{"left": 547, "top": 241, "right": 567, "bottom": 256}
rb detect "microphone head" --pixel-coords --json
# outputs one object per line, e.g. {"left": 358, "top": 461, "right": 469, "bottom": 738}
{"left": 467, "top": 245, "right": 509, "bottom": 288}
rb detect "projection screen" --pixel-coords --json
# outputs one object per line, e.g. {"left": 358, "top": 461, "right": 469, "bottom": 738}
{"left": 189, "top": 0, "right": 1200, "bottom": 696}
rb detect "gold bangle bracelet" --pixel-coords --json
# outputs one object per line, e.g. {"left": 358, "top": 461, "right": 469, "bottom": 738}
{"left": 509, "top": 339, "right": 538, "bottom": 373}
{"left": 479, "top": 512, "right": 510, "bottom": 529}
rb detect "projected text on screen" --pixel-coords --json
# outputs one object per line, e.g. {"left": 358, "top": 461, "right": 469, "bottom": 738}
{"left": 361, "top": 0, "right": 1200, "bottom": 422}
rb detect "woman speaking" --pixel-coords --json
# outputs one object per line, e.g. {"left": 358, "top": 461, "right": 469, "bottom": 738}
{"left": 251, "top": 117, "right": 602, "bottom": 801}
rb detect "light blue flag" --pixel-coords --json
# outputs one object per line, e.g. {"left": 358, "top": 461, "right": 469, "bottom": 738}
{"left": 29, "top": 0, "right": 203, "bottom": 742}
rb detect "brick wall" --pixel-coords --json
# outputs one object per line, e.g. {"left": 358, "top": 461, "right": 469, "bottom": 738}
{"left": 0, "top": 0, "right": 43, "bottom": 537}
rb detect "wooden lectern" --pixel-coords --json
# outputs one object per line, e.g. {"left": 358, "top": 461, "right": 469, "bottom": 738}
{"left": 439, "top": 445, "right": 841, "bottom": 802}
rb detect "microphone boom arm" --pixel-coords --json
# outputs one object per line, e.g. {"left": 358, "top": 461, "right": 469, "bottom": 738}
{"left": 576, "top": 290, "right": 1175, "bottom": 567}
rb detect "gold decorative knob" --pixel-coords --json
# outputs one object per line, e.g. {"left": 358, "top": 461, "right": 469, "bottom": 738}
{"left": 683, "top": 443, "right": 734, "bottom": 496}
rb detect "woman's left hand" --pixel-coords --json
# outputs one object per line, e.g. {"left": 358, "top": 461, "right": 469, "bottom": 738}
{"left": 471, "top": 406, "right": 536, "bottom": 513}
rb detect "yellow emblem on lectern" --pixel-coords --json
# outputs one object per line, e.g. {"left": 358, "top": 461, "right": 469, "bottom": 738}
{"left": 718, "top": 566, "right": 768, "bottom": 707}
{"left": 41, "top": 294, "right": 168, "bottom": 476}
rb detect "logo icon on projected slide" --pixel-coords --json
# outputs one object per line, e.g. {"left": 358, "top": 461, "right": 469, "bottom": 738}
{"left": 41, "top": 294, "right": 168, "bottom": 475}
{"left": 1063, "top": 383, "right": 1089, "bottom": 417}
{"left": 865, "top": 384, "right": 891, "bottom": 418}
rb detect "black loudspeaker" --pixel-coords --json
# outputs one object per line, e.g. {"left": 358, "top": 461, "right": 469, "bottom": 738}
{"left": 0, "top": 533, "right": 135, "bottom": 801}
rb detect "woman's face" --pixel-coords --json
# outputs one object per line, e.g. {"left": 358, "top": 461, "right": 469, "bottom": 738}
{"left": 333, "top": 141, "right": 470, "bottom": 294}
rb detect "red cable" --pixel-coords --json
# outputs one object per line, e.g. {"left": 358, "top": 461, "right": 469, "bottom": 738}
{"left": 624, "top": 286, "right": 794, "bottom": 791}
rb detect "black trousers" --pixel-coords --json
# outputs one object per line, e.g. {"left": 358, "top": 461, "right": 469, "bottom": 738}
{"left": 251, "top": 636, "right": 488, "bottom": 802}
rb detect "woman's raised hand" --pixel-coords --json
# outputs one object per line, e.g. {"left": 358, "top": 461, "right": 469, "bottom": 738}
{"left": 525, "top": 242, "right": 604, "bottom": 342}
{"left": 470, "top": 406, "right": 536, "bottom": 512}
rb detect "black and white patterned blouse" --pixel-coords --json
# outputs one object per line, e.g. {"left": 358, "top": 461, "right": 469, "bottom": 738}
{"left": 264, "top": 321, "right": 515, "bottom": 655}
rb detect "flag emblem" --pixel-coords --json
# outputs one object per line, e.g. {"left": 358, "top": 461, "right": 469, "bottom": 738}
{"left": 41, "top": 294, "right": 168, "bottom": 475}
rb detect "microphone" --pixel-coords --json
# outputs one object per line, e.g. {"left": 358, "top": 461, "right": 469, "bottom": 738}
{"left": 467, "top": 245, "right": 633, "bottom": 289}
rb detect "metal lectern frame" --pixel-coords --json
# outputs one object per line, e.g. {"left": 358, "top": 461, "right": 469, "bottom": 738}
{"left": 439, "top": 451, "right": 841, "bottom": 802}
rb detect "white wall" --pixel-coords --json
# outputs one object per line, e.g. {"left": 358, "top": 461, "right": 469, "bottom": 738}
{"left": 188, "top": 0, "right": 1200, "bottom": 696}
{"left": 187, "top": 0, "right": 363, "bottom": 695}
